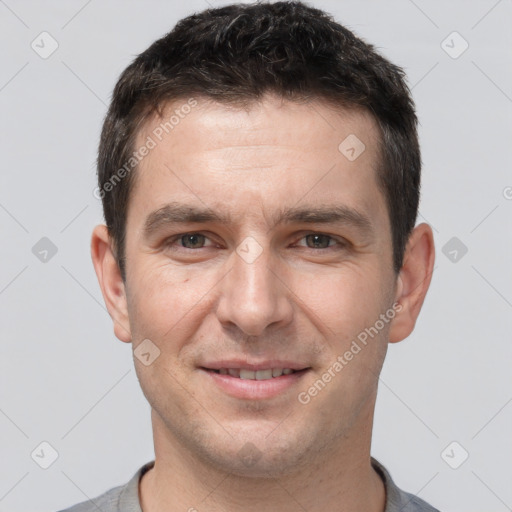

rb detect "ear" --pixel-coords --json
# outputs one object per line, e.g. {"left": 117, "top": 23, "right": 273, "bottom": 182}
{"left": 389, "top": 223, "right": 435, "bottom": 344}
{"left": 91, "top": 224, "right": 132, "bottom": 343}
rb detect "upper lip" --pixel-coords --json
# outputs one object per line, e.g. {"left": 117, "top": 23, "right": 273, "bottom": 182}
{"left": 200, "top": 359, "right": 310, "bottom": 371}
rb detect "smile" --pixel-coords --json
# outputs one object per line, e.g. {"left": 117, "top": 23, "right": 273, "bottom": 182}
{"left": 211, "top": 368, "right": 297, "bottom": 380}
{"left": 201, "top": 366, "right": 310, "bottom": 400}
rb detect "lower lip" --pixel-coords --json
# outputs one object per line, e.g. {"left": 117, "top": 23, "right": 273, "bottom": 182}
{"left": 201, "top": 368, "right": 310, "bottom": 400}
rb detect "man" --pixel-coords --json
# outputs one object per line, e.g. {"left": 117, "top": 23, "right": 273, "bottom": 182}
{"left": 61, "top": 1, "right": 438, "bottom": 511}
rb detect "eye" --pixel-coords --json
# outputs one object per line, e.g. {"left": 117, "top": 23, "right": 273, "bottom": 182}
{"left": 298, "top": 233, "right": 338, "bottom": 249}
{"left": 163, "top": 232, "right": 345, "bottom": 253}
{"left": 165, "top": 233, "right": 214, "bottom": 249}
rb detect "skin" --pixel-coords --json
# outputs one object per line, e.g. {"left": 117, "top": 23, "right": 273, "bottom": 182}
{"left": 91, "top": 95, "right": 435, "bottom": 512}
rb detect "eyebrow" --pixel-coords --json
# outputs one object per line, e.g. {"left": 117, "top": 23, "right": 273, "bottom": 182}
{"left": 142, "top": 201, "right": 374, "bottom": 238}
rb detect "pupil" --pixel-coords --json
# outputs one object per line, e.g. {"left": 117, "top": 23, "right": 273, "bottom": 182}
{"left": 183, "top": 234, "right": 204, "bottom": 248}
{"left": 308, "top": 234, "right": 329, "bottom": 248}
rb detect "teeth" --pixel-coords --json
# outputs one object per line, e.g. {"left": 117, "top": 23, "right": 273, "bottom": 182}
{"left": 256, "top": 369, "right": 273, "bottom": 380}
{"left": 217, "top": 368, "right": 297, "bottom": 380}
{"left": 240, "top": 369, "right": 256, "bottom": 379}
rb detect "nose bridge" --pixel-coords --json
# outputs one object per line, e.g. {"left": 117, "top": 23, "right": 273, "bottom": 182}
{"left": 216, "top": 240, "right": 291, "bottom": 336}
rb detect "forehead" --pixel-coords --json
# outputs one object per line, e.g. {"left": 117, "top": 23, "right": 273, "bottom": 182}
{"left": 129, "top": 95, "right": 386, "bottom": 227}
{"left": 138, "top": 95, "right": 380, "bottom": 159}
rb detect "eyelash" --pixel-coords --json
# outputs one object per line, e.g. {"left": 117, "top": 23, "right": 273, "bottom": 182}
{"left": 163, "top": 232, "right": 347, "bottom": 251}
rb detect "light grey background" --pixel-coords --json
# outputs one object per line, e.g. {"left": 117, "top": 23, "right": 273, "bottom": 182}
{"left": 1, "top": 0, "right": 511, "bottom": 511}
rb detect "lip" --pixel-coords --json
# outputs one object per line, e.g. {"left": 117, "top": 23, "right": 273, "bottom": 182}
{"left": 200, "top": 359, "right": 309, "bottom": 371}
{"left": 200, "top": 366, "right": 311, "bottom": 400}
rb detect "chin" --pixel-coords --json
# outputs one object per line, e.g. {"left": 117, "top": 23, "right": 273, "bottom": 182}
{"left": 207, "top": 447, "right": 308, "bottom": 479}
{"left": 195, "top": 425, "right": 316, "bottom": 479}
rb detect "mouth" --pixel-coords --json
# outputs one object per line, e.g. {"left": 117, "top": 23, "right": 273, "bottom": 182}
{"left": 207, "top": 367, "right": 304, "bottom": 380}
{"left": 200, "top": 363, "right": 311, "bottom": 400}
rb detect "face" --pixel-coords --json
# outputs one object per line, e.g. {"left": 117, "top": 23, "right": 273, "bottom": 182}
{"left": 119, "top": 96, "right": 400, "bottom": 476}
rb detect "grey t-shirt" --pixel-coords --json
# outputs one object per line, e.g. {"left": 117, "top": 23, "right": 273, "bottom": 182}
{"left": 58, "top": 457, "right": 440, "bottom": 512}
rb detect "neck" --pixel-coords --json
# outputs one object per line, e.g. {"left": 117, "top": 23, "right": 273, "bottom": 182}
{"left": 140, "top": 403, "right": 385, "bottom": 512}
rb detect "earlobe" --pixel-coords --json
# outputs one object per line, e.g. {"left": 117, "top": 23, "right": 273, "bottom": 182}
{"left": 388, "top": 223, "right": 435, "bottom": 344}
{"left": 90, "top": 225, "right": 132, "bottom": 343}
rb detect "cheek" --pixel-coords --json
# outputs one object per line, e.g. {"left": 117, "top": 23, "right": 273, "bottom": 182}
{"left": 126, "top": 262, "right": 219, "bottom": 345}
{"left": 291, "top": 263, "right": 388, "bottom": 338}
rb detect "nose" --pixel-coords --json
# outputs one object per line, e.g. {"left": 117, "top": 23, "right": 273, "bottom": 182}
{"left": 215, "top": 243, "right": 293, "bottom": 337}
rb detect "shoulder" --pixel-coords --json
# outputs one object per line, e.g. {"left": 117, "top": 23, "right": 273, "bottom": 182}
{"left": 57, "top": 483, "right": 125, "bottom": 512}
{"left": 371, "top": 457, "right": 441, "bottom": 512}
{"left": 57, "top": 461, "right": 155, "bottom": 512}
{"left": 394, "top": 488, "right": 441, "bottom": 512}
